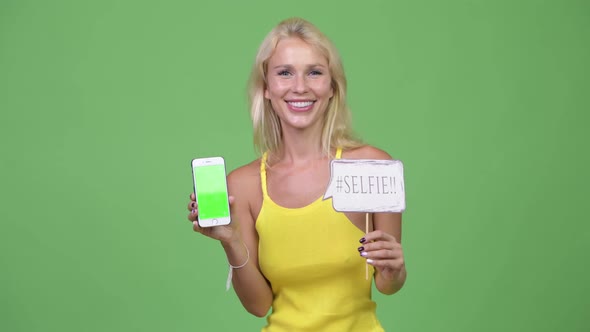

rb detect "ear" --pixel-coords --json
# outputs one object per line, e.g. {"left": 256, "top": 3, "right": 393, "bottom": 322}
{"left": 264, "top": 88, "right": 270, "bottom": 99}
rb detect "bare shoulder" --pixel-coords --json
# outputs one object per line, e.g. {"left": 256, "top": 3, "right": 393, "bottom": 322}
{"left": 227, "top": 158, "right": 263, "bottom": 226}
{"left": 343, "top": 145, "right": 394, "bottom": 160}
{"left": 227, "top": 159, "right": 261, "bottom": 193}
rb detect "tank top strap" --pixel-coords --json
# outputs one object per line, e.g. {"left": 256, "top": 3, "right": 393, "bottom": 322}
{"left": 260, "top": 151, "right": 269, "bottom": 198}
{"left": 335, "top": 147, "right": 342, "bottom": 159}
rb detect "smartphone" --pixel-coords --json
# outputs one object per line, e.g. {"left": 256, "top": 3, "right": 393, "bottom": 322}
{"left": 191, "top": 157, "right": 231, "bottom": 227}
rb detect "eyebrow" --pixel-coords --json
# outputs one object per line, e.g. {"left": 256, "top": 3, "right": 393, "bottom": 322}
{"left": 271, "top": 63, "right": 328, "bottom": 70}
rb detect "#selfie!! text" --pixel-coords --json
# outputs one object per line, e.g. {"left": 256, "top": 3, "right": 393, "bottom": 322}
{"left": 335, "top": 175, "right": 398, "bottom": 195}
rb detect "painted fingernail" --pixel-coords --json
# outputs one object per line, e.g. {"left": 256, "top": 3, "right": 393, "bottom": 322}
{"left": 357, "top": 246, "right": 364, "bottom": 252}
{"left": 361, "top": 251, "right": 368, "bottom": 257}
{"left": 192, "top": 209, "right": 196, "bottom": 214}
{"left": 191, "top": 202, "right": 196, "bottom": 208}
{"left": 366, "top": 259, "right": 374, "bottom": 264}
{"left": 359, "top": 237, "right": 366, "bottom": 243}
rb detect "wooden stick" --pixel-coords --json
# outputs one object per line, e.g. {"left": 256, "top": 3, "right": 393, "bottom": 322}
{"left": 365, "top": 212, "right": 369, "bottom": 280}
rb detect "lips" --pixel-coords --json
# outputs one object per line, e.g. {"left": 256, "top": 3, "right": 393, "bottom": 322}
{"left": 286, "top": 100, "right": 315, "bottom": 112}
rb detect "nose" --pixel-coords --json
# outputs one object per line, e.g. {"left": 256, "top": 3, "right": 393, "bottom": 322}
{"left": 292, "top": 74, "right": 308, "bottom": 93}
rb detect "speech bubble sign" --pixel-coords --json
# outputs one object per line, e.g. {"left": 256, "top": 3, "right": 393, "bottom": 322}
{"left": 323, "top": 159, "right": 406, "bottom": 213}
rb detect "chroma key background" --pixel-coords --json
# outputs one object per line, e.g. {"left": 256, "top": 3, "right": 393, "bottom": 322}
{"left": 1, "top": 1, "right": 588, "bottom": 331}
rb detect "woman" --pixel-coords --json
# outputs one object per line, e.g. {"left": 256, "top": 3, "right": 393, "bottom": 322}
{"left": 187, "top": 17, "right": 406, "bottom": 331}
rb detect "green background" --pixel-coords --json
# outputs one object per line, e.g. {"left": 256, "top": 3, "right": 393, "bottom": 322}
{"left": 1, "top": 0, "right": 588, "bottom": 331}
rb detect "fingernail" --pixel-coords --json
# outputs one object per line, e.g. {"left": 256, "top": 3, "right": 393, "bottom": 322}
{"left": 359, "top": 237, "right": 366, "bottom": 243}
{"left": 192, "top": 209, "right": 196, "bottom": 214}
{"left": 357, "top": 246, "right": 364, "bottom": 252}
{"left": 366, "top": 259, "right": 374, "bottom": 264}
{"left": 361, "top": 251, "right": 368, "bottom": 257}
{"left": 191, "top": 202, "right": 196, "bottom": 208}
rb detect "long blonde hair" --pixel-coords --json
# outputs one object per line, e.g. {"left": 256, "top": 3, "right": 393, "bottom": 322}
{"left": 248, "top": 17, "right": 363, "bottom": 157}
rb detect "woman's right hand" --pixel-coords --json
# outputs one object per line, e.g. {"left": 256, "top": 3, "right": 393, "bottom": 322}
{"left": 187, "top": 193, "right": 238, "bottom": 244}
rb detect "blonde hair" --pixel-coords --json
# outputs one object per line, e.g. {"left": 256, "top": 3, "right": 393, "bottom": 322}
{"left": 248, "top": 17, "right": 363, "bottom": 157}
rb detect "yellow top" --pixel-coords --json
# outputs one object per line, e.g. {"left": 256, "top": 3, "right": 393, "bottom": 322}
{"left": 257, "top": 148, "right": 384, "bottom": 332}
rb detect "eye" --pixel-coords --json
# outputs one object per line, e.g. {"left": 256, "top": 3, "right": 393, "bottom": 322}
{"left": 309, "top": 70, "right": 323, "bottom": 76}
{"left": 278, "top": 70, "right": 292, "bottom": 76}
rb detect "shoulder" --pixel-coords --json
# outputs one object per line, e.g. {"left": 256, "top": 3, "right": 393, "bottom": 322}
{"left": 342, "top": 145, "right": 393, "bottom": 160}
{"left": 227, "top": 158, "right": 264, "bottom": 223}
{"left": 227, "top": 158, "right": 261, "bottom": 190}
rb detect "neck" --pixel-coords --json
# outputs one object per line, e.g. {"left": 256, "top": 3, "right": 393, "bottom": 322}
{"left": 274, "top": 124, "right": 327, "bottom": 165}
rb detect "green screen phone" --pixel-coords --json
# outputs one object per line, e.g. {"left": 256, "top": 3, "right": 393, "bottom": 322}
{"left": 191, "top": 157, "right": 231, "bottom": 227}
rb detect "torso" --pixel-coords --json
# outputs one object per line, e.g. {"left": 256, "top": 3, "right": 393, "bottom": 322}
{"left": 238, "top": 145, "right": 389, "bottom": 232}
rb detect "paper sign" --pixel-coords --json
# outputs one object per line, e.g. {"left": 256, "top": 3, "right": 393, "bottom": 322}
{"left": 323, "top": 159, "right": 406, "bottom": 213}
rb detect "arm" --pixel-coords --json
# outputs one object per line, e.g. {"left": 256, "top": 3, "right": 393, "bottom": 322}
{"left": 351, "top": 145, "right": 407, "bottom": 295}
{"left": 222, "top": 168, "right": 273, "bottom": 317}
{"left": 366, "top": 213, "right": 406, "bottom": 295}
{"left": 187, "top": 165, "right": 273, "bottom": 317}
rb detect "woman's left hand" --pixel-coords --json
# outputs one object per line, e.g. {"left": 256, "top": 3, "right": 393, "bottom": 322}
{"left": 359, "top": 230, "right": 405, "bottom": 281}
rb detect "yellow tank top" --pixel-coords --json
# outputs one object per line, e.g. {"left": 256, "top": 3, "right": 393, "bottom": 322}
{"left": 256, "top": 148, "right": 384, "bottom": 332}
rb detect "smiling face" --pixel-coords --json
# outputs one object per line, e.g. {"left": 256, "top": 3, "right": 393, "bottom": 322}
{"left": 264, "top": 37, "right": 334, "bottom": 132}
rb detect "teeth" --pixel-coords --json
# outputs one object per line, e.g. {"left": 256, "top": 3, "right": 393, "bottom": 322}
{"left": 289, "top": 101, "right": 313, "bottom": 108}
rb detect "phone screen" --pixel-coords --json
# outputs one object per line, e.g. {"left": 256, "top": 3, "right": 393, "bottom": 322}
{"left": 193, "top": 164, "right": 230, "bottom": 220}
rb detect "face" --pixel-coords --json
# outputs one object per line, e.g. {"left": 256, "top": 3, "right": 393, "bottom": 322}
{"left": 264, "top": 37, "right": 334, "bottom": 132}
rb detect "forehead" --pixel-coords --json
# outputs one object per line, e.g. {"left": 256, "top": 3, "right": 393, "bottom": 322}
{"left": 268, "top": 37, "right": 329, "bottom": 66}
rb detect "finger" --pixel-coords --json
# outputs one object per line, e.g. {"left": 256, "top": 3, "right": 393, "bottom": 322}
{"left": 358, "top": 241, "right": 396, "bottom": 256}
{"left": 193, "top": 221, "right": 212, "bottom": 236}
{"left": 187, "top": 208, "right": 198, "bottom": 222}
{"left": 190, "top": 193, "right": 195, "bottom": 201}
{"left": 364, "top": 239, "right": 402, "bottom": 251}
{"left": 187, "top": 200, "right": 198, "bottom": 211}
{"left": 366, "top": 257, "right": 404, "bottom": 270}
{"left": 360, "top": 230, "right": 396, "bottom": 244}
{"left": 360, "top": 248, "right": 400, "bottom": 260}
{"left": 192, "top": 221, "right": 201, "bottom": 232}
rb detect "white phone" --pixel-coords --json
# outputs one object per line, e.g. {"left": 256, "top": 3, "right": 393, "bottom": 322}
{"left": 191, "top": 157, "right": 231, "bottom": 227}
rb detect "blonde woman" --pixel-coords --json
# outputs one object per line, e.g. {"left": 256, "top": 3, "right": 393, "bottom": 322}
{"left": 187, "top": 17, "right": 406, "bottom": 332}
